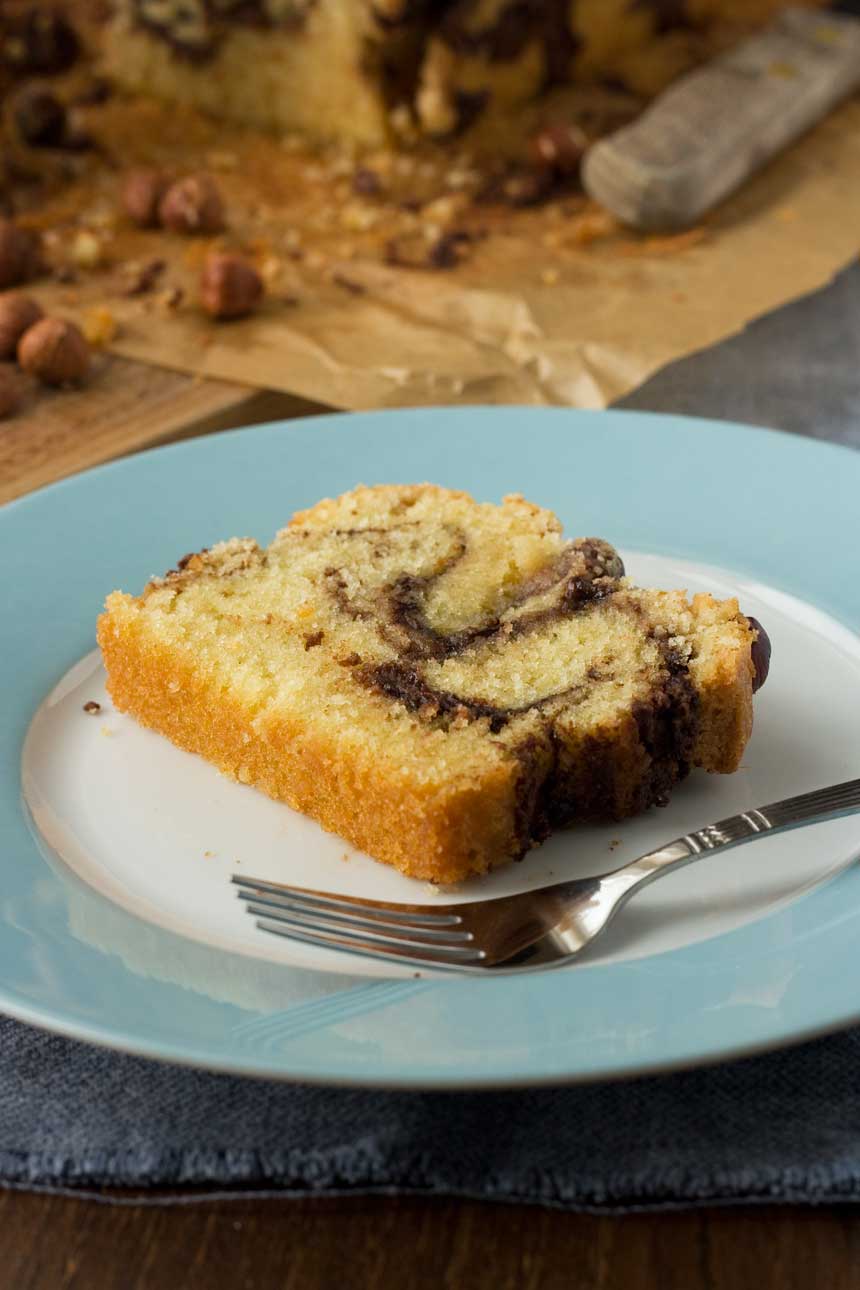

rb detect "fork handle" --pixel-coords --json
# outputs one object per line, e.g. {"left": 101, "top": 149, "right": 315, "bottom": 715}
{"left": 569, "top": 777, "right": 860, "bottom": 908}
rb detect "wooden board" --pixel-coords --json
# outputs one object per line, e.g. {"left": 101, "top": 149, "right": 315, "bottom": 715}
{"left": 0, "top": 357, "right": 323, "bottom": 505}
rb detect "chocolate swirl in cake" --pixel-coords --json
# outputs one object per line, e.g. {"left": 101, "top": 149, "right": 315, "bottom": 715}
{"left": 159, "top": 519, "right": 708, "bottom": 855}
{"left": 315, "top": 523, "right": 699, "bottom": 854}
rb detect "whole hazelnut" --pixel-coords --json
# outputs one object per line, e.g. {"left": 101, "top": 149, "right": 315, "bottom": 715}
{"left": 158, "top": 174, "right": 225, "bottom": 235}
{"left": 199, "top": 252, "right": 263, "bottom": 320}
{"left": 745, "top": 615, "right": 772, "bottom": 693}
{"left": 11, "top": 85, "right": 67, "bottom": 148}
{"left": 120, "top": 169, "right": 169, "bottom": 228}
{"left": 0, "top": 220, "right": 43, "bottom": 288}
{"left": 528, "top": 122, "right": 588, "bottom": 177}
{"left": 1, "top": 10, "right": 80, "bottom": 76}
{"left": 0, "top": 292, "right": 43, "bottom": 358}
{"left": 17, "top": 316, "right": 90, "bottom": 386}
{"left": 0, "top": 368, "right": 21, "bottom": 419}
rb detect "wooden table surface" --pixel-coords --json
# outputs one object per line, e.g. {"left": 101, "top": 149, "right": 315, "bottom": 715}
{"left": 3, "top": 357, "right": 858, "bottom": 1289}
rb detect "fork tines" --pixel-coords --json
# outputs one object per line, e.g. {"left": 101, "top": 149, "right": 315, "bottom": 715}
{"left": 232, "top": 875, "right": 485, "bottom": 969}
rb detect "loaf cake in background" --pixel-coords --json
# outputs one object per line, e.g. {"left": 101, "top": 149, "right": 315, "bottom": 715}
{"left": 97, "top": 485, "right": 768, "bottom": 884}
{"left": 102, "top": 1, "right": 825, "bottom": 151}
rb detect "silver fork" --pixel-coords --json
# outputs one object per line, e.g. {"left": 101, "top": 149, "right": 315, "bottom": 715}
{"left": 233, "top": 778, "right": 860, "bottom": 974}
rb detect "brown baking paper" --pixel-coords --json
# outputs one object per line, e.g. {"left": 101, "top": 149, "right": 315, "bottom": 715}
{"left": 24, "top": 93, "right": 860, "bottom": 411}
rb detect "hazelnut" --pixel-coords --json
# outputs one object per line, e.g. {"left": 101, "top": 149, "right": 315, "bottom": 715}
{"left": 745, "top": 615, "right": 772, "bottom": 693}
{"left": 17, "top": 316, "right": 90, "bottom": 386}
{"left": 199, "top": 252, "right": 263, "bottom": 320}
{"left": 500, "top": 167, "right": 554, "bottom": 208}
{"left": 0, "top": 292, "right": 42, "bottom": 358}
{"left": 0, "top": 10, "right": 80, "bottom": 76}
{"left": 0, "top": 368, "right": 21, "bottom": 419}
{"left": 529, "top": 123, "right": 588, "bottom": 177}
{"left": 0, "top": 220, "right": 43, "bottom": 288}
{"left": 11, "top": 85, "right": 67, "bottom": 148}
{"left": 69, "top": 229, "right": 103, "bottom": 269}
{"left": 121, "top": 169, "right": 169, "bottom": 228}
{"left": 158, "top": 174, "right": 225, "bottom": 235}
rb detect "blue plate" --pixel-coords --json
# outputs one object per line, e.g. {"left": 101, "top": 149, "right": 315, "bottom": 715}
{"left": 4, "top": 407, "right": 860, "bottom": 1088}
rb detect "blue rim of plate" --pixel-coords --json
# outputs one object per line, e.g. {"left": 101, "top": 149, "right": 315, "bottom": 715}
{"left": 3, "top": 406, "right": 860, "bottom": 1090}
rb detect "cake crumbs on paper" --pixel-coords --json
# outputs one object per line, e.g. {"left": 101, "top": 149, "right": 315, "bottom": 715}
{"left": 341, "top": 852, "right": 351, "bottom": 863}
{"left": 609, "top": 839, "right": 621, "bottom": 851}
{"left": 100, "top": 725, "right": 114, "bottom": 737}
{"left": 203, "top": 850, "right": 215, "bottom": 859}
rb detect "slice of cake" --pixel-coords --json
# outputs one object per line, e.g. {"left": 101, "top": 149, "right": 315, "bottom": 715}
{"left": 102, "top": 1, "right": 824, "bottom": 150}
{"left": 97, "top": 485, "right": 768, "bottom": 884}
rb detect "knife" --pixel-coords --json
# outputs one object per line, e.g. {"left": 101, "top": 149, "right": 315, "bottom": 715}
{"left": 581, "top": 8, "right": 860, "bottom": 231}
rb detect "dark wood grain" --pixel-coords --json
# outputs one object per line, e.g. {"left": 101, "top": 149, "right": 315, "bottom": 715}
{"left": 4, "top": 1190, "right": 860, "bottom": 1290}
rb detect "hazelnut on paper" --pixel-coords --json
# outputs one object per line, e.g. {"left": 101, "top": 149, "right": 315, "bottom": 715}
{"left": 120, "top": 170, "right": 170, "bottom": 228}
{"left": 18, "top": 317, "right": 91, "bottom": 386}
{"left": 159, "top": 174, "right": 225, "bottom": 235}
{"left": 529, "top": 123, "right": 588, "bottom": 177}
{"left": 0, "top": 293, "right": 43, "bottom": 358}
{"left": 199, "top": 253, "right": 263, "bottom": 320}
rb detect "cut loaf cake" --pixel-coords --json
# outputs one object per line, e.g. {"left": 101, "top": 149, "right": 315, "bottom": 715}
{"left": 97, "top": 485, "right": 768, "bottom": 883}
{"left": 103, "top": 1, "right": 824, "bottom": 150}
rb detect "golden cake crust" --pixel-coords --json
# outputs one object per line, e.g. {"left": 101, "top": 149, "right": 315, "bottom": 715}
{"left": 97, "top": 599, "right": 521, "bottom": 883}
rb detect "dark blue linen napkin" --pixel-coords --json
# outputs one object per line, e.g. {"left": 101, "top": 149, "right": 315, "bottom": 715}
{"left": 4, "top": 261, "right": 859, "bottom": 1211}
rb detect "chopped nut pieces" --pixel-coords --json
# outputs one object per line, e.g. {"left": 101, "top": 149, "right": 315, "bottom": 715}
{"left": 199, "top": 252, "right": 263, "bottom": 319}
{"left": 0, "top": 220, "right": 42, "bottom": 289}
{"left": 500, "top": 167, "right": 555, "bottom": 208}
{"left": 421, "top": 192, "right": 469, "bottom": 227}
{"left": 159, "top": 174, "right": 225, "bottom": 235}
{"left": 157, "top": 286, "right": 184, "bottom": 311}
{"left": 121, "top": 170, "right": 170, "bottom": 228}
{"left": 339, "top": 202, "right": 379, "bottom": 233}
{"left": 0, "top": 368, "right": 20, "bottom": 419}
{"left": 17, "top": 316, "right": 90, "bottom": 385}
{"left": 82, "top": 700, "right": 101, "bottom": 715}
{"left": 0, "top": 292, "right": 42, "bottom": 358}
{"left": 529, "top": 123, "right": 588, "bottom": 177}
{"left": 121, "top": 258, "right": 166, "bottom": 296}
{"left": 69, "top": 229, "right": 103, "bottom": 269}
{"left": 569, "top": 210, "right": 618, "bottom": 245}
{"left": 83, "top": 306, "right": 117, "bottom": 347}
{"left": 385, "top": 228, "right": 474, "bottom": 270}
